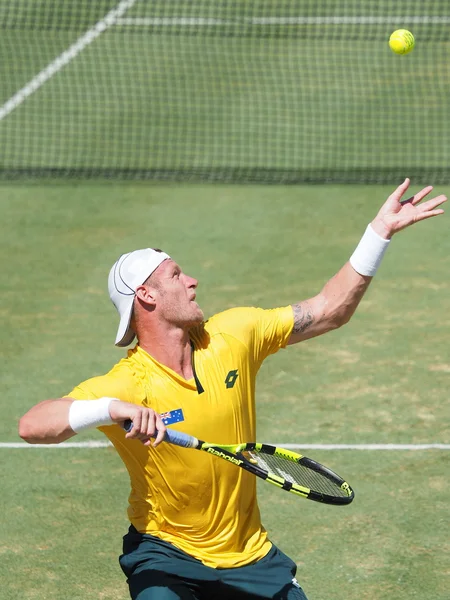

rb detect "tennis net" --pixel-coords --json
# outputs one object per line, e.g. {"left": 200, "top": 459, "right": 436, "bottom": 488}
{"left": 0, "top": 0, "right": 449, "bottom": 183}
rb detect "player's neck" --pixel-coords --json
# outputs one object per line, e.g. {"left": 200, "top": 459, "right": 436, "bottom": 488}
{"left": 137, "top": 326, "right": 193, "bottom": 380}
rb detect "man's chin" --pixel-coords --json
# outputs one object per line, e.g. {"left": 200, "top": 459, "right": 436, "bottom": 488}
{"left": 189, "top": 306, "right": 204, "bottom": 326}
{"left": 193, "top": 308, "right": 204, "bottom": 324}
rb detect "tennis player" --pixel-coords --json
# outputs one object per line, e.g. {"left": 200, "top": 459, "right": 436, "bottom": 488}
{"left": 19, "top": 179, "right": 445, "bottom": 599}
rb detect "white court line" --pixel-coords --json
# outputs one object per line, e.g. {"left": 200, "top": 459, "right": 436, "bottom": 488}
{"left": 279, "top": 443, "right": 450, "bottom": 450}
{"left": 1, "top": 11, "right": 448, "bottom": 122}
{"left": 1, "top": 442, "right": 449, "bottom": 450}
{"left": 0, "top": 0, "right": 137, "bottom": 122}
{"left": 116, "top": 16, "right": 450, "bottom": 27}
{"left": 2, "top": 441, "right": 111, "bottom": 449}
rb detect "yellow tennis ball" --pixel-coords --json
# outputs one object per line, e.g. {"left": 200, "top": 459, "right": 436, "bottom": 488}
{"left": 389, "top": 29, "right": 415, "bottom": 55}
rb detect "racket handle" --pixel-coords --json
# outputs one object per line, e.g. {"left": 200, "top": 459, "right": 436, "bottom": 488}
{"left": 122, "top": 419, "right": 198, "bottom": 448}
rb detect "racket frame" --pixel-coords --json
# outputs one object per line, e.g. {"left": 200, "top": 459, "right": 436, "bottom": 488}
{"left": 122, "top": 420, "right": 354, "bottom": 505}
{"left": 197, "top": 441, "right": 354, "bottom": 505}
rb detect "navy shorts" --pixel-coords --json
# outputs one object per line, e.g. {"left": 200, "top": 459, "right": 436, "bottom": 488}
{"left": 119, "top": 526, "right": 308, "bottom": 600}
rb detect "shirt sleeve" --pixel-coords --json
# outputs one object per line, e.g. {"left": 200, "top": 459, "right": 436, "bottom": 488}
{"left": 63, "top": 369, "right": 146, "bottom": 435}
{"left": 64, "top": 371, "right": 143, "bottom": 404}
{"left": 210, "top": 305, "right": 294, "bottom": 367}
{"left": 249, "top": 305, "right": 294, "bottom": 363}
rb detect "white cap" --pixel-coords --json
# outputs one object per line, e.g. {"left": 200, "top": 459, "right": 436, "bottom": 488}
{"left": 108, "top": 248, "right": 170, "bottom": 347}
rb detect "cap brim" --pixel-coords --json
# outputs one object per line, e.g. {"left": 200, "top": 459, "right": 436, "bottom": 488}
{"left": 114, "top": 300, "right": 136, "bottom": 347}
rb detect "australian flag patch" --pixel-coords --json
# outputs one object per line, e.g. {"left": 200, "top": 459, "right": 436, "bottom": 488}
{"left": 160, "top": 408, "right": 184, "bottom": 426}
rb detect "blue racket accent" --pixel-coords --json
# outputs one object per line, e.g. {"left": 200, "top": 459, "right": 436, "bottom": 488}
{"left": 122, "top": 419, "right": 198, "bottom": 448}
{"left": 164, "top": 428, "right": 198, "bottom": 448}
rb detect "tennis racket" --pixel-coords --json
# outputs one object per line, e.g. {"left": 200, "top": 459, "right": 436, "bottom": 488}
{"left": 123, "top": 420, "right": 354, "bottom": 506}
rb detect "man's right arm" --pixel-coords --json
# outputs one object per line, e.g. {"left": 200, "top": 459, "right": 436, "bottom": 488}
{"left": 288, "top": 179, "right": 446, "bottom": 345}
{"left": 19, "top": 398, "right": 167, "bottom": 446}
{"left": 19, "top": 397, "right": 78, "bottom": 444}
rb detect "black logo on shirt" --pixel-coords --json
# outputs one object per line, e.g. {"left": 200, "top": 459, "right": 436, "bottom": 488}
{"left": 225, "top": 370, "right": 239, "bottom": 389}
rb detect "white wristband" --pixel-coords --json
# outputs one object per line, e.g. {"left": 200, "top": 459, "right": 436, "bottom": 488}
{"left": 349, "top": 224, "right": 391, "bottom": 276}
{"left": 68, "top": 397, "right": 115, "bottom": 433}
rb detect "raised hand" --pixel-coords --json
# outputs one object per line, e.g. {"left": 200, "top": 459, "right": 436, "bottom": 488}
{"left": 371, "top": 178, "right": 446, "bottom": 239}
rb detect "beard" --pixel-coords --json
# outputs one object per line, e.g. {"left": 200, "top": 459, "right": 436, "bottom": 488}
{"left": 162, "top": 300, "right": 204, "bottom": 329}
{"left": 185, "top": 303, "right": 204, "bottom": 327}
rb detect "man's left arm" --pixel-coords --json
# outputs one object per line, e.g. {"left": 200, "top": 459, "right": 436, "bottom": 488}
{"left": 288, "top": 178, "right": 446, "bottom": 345}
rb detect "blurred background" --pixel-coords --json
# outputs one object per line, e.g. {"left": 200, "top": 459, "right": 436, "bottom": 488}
{"left": 1, "top": 2, "right": 449, "bottom": 599}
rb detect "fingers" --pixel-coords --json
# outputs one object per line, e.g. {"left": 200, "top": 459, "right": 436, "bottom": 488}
{"left": 152, "top": 413, "right": 168, "bottom": 448}
{"left": 389, "top": 177, "right": 410, "bottom": 202}
{"left": 125, "top": 407, "right": 167, "bottom": 447}
{"left": 377, "top": 179, "right": 445, "bottom": 236}
{"left": 387, "top": 178, "right": 445, "bottom": 210}
{"left": 416, "top": 193, "right": 447, "bottom": 213}
{"left": 392, "top": 179, "right": 446, "bottom": 217}
{"left": 405, "top": 193, "right": 447, "bottom": 223}
{"left": 412, "top": 201, "right": 446, "bottom": 223}
{"left": 401, "top": 185, "right": 433, "bottom": 206}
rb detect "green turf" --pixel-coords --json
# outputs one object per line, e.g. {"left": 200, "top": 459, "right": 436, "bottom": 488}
{"left": 1, "top": 181, "right": 449, "bottom": 599}
{"left": 1, "top": 2, "right": 450, "bottom": 181}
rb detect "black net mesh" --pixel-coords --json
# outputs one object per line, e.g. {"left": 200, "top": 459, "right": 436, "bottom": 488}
{"left": 0, "top": 1, "right": 449, "bottom": 183}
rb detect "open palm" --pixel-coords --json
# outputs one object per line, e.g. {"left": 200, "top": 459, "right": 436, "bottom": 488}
{"left": 373, "top": 178, "right": 446, "bottom": 238}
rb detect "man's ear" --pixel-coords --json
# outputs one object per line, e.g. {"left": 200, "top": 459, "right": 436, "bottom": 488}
{"left": 135, "top": 284, "right": 157, "bottom": 307}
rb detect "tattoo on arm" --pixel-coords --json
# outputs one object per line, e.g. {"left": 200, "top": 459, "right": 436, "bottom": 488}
{"left": 292, "top": 302, "right": 314, "bottom": 335}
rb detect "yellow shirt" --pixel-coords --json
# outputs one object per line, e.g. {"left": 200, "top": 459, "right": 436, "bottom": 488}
{"left": 67, "top": 306, "right": 293, "bottom": 568}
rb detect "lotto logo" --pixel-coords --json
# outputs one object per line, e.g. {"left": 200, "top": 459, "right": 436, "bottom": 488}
{"left": 225, "top": 369, "right": 239, "bottom": 389}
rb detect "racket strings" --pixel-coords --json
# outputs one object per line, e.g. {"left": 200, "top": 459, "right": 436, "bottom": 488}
{"left": 248, "top": 451, "right": 349, "bottom": 497}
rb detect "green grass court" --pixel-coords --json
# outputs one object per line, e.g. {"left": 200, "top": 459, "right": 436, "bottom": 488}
{"left": 1, "top": 1, "right": 450, "bottom": 597}
{"left": 2, "top": 1, "right": 450, "bottom": 181}
{"left": 1, "top": 182, "right": 449, "bottom": 599}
